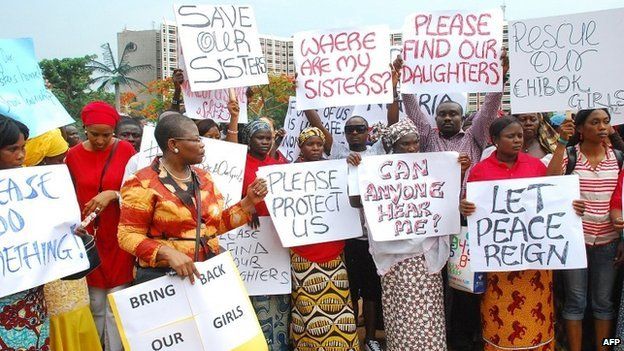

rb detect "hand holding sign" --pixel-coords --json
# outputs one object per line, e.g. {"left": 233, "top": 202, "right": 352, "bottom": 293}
{"left": 243, "top": 178, "right": 268, "bottom": 206}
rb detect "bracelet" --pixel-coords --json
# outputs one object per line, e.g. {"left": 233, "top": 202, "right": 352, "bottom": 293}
{"left": 557, "top": 137, "right": 568, "bottom": 145}
{"left": 227, "top": 129, "right": 238, "bottom": 134}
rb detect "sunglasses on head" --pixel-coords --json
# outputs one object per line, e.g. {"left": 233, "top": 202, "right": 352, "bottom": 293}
{"left": 345, "top": 125, "right": 368, "bottom": 134}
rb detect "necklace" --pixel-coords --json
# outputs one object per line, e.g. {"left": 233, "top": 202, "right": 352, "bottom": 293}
{"left": 161, "top": 160, "right": 191, "bottom": 181}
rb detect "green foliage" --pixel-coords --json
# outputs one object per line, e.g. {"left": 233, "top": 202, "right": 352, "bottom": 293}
{"left": 247, "top": 73, "right": 295, "bottom": 128}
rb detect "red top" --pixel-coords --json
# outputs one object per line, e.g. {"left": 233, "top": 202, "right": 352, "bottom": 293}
{"left": 610, "top": 170, "right": 624, "bottom": 211}
{"left": 65, "top": 140, "right": 136, "bottom": 288}
{"left": 243, "top": 153, "right": 288, "bottom": 216}
{"left": 468, "top": 151, "right": 547, "bottom": 182}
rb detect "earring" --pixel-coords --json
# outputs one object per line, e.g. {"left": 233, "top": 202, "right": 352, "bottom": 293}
{"left": 174, "top": 148, "right": 179, "bottom": 154}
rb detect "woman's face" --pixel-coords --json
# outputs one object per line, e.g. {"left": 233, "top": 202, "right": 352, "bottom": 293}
{"left": 172, "top": 123, "right": 205, "bottom": 165}
{"left": 300, "top": 136, "right": 324, "bottom": 161}
{"left": 203, "top": 126, "right": 220, "bottom": 140}
{"left": 0, "top": 133, "right": 26, "bottom": 169}
{"left": 495, "top": 123, "right": 523, "bottom": 158}
{"left": 392, "top": 133, "right": 420, "bottom": 154}
{"left": 579, "top": 110, "right": 610, "bottom": 144}
{"left": 249, "top": 130, "right": 272, "bottom": 156}
{"left": 86, "top": 124, "right": 114, "bottom": 151}
{"left": 516, "top": 114, "right": 539, "bottom": 140}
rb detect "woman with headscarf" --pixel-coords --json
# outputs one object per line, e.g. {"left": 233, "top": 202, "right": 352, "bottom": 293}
{"left": 0, "top": 115, "right": 51, "bottom": 351}
{"left": 65, "top": 101, "right": 136, "bottom": 351}
{"left": 23, "top": 129, "right": 102, "bottom": 351}
{"left": 241, "top": 119, "right": 291, "bottom": 351}
{"left": 288, "top": 126, "right": 359, "bottom": 351}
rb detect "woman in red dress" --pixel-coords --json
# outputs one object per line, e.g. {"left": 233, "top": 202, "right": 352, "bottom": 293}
{"left": 65, "top": 101, "right": 135, "bottom": 351}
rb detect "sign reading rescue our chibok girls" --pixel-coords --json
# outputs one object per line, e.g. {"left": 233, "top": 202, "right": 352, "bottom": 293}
{"left": 0, "top": 38, "right": 74, "bottom": 137}
{"left": 219, "top": 217, "right": 291, "bottom": 296}
{"left": 357, "top": 152, "right": 462, "bottom": 241}
{"left": 108, "top": 252, "right": 268, "bottom": 351}
{"left": 174, "top": 4, "right": 268, "bottom": 91}
{"left": 508, "top": 8, "right": 624, "bottom": 124}
{"left": 0, "top": 165, "right": 90, "bottom": 298}
{"left": 294, "top": 26, "right": 393, "bottom": 110}
{"left": 466, "top": 175, "right": 587, "bottom": 272}
{"left": 401, "top": 9, "right": 504, "bottom": 94}
{"left": 256, "top": 159, "right": 363, "bottom": 247}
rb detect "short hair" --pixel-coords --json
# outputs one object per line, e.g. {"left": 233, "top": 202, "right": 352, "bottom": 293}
{"left": 196, "top": 118, "right": 218, "bottom": 136}
{"left": 435, "top": 100, "right": 464, "bottom": 116}
{"left": 489, "top": 116, "right": 520, "bottom": 141}
{"left": 346, "top": 115, "right": 369, "bottom": 128}
{"left": 0, "top": 114, "right": 29, "bottom": 149}
{"left": 154, "top": 113, "right": 194, "bottom": 151}
{"left": 115, "top": 117, "right": 142, "bottom": 134}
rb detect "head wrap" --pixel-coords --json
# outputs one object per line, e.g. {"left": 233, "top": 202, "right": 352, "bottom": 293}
{"left": 23, "top": 128, "right": 69, "bottom": 166}
{"left": 526, "top": 113, "right": 558, "bottom": 154}
{"left": 550, "top": 113, "right": 566, "bottom": 127}
{"left": 368, "top": 122, "right": 386, "bottom": 144}
{"left": 241, "top": 120, "right": 271, "bottom": 145}
{"left": 298, "top": 127, "right": 325, "bottom": 147}
{"left": 381, "top": 119, "right": 419, "bottom": 150}
{"left": 81, "top": 101, "right": 120, "bottom": 127}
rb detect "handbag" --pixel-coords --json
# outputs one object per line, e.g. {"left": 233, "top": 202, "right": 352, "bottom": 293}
{"left": 62, "top": 140, "right": 119, "bottom": 280}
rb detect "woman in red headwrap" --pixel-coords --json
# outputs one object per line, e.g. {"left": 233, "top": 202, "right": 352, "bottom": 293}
{"left": 65, "top": 101, "right": 136, "bottom": 351}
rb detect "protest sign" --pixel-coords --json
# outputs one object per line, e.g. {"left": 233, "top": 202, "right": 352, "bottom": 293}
{"left": 174, "top": 5, "right": 268, "bottom": 91}
{"left": 448, "top": 227, "right": 486, "bottom": 293}
{"left": 136, "top": 133, "right": 246, "bottom": 208}
{"left": 294, "top": 26, "right": 393, "bottom": 110}
{"left": 466, "top": 175, "right": 587, "bottom": 272}
{"left": 358, "top": 152, "right": 461, "bottom": 241}
{"left": 179, "top": 50, "right": 248, "bottom": 123}
{"left": 219, "top": 217, "right": 291, "bottom": 296}
{"left": 109, "top": 252, "right": 267, "bottom": 351}
{"left": 0, "top": 38, "right": 74, "bottom": 137}
{"left": 257, "top": 159, "right": 362, "bottom": 247}
{"left": 278, "top": 96, "right": 352, "bottom": 162}
{"left": 0, "top": 165, "right": 89, "bottom": 298}
{"left": 350, "top": 92, "right": 468, "bottom": 127}
{"left": 401, "top": 9, "right": 504, "bottom": 94}
{"left": 508, "top": 9, "right": 624, "bottom": 124}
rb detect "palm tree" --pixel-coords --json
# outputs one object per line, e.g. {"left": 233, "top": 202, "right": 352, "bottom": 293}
{"left": 87, "top": 42, "right": 152, "bottom": 110}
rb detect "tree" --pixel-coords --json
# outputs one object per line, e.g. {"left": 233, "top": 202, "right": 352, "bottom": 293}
{"left": 247, "top": 73, "right": 294, "bottom": 128}
{"left": 87, "top": 42, "right": 152, "bottom": 110}
{"left": 124, "top": 77, "right": 175, "bottom": 120}
{"left": 40, "top": 56, "right": 115, "bottom": 121}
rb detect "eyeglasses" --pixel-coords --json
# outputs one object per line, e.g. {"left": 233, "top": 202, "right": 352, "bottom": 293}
{"left": 344, "top": 125, "right": 368, "bottom": 134}
{"left": 172, "top": 136, "right": 202, "bottom": 143}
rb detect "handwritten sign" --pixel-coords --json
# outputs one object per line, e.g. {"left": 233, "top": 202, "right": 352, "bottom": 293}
{"left": 109, "top": 252, "right": 267, "bottom": 351}
{"left": 219, "top": 217, "right": 291, "bottom": 296}
{"left": 178, "top": 50, "right": 248, "bottom": 123}
{"left": 466, "top": 175, "right": 587, "bottom": 272}
{"left": 0, "top": 165, "right": 89, "bottom": 298}
{"left": 0, "top": 38, "right": 74, "bottom": 137}
{"left": 358, "top": 152, "right": 461, "bottom": 241}
{"left": 279, "top": 96, "right": 352, "bottom": 162}
{"left": 351, "top": 92, "right": 468, "bottom": 127}
{"left": 294, "top": 26, "right": 392, "bottom": 110}
{"left": 508, "top": 9, "right": 624, "bottom": 124}
{"left": 257, "top": 159, "right": 362, "bottom": 247}
{"left": 196, "top": 138, "right": 246, "bottom": 208}
{"left": 401, "top": 9, "right": 504, "bottom": 94}
{"left": 135, "top": 124, "right": 159, "bottom": 170}
{"left": 174, "top": 5, "right": 268, "bottom": 91}
{"left": 448, "top": 227, "right": 485, "bottom": 293}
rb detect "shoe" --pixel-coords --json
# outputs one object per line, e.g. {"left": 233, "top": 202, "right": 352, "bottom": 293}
{"left": 364, "top": 339, "right": 383, "bottom": 351}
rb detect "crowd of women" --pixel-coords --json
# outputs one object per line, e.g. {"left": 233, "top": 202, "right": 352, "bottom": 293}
{"left": 3, "top": 55, "right": 624, "bottom": 351}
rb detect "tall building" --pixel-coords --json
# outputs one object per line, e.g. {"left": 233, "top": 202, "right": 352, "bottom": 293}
{"left": 116, "top": 29, "right": 159, "bottom": 102}
{"left": 258, "top": 35, "right": 295, "bottom": 76}
{"left": 160, "top": 21, "right": 178, "bottom": 79}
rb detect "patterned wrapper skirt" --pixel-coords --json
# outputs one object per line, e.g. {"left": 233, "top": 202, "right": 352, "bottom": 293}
{"left": 290, "top": 251, "right": 359, "bottom": 351}
{"left": 0, "top": 287, "right": 50, "bottom": 351}
{"left": 250, "top": 294, "right": 291, "bottom": 351}
{"left": 481, "top": 270, "right": 554, "bottom": 351}
{"left": 381, "top": 255, "right": 447, "bottom": 351}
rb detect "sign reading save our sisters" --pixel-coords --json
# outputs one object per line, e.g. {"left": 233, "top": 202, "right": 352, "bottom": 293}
{"left": 401, "top": 9, "right": 504, "bottom": 94}
{"left": 0, "top": 38, "right": 74, "bottom": 137}
{"left": 294, "top": 26, "right": 393, "bottom": 110}
{"left": 174, "top": 5, "right": 268, "bottom": 91}
{"left": 0, "top": 165, "right": 89, "bottom": 298}
{"left": 109, "top": 252, "right": 267, "bottom": 351}
{"left": 256, "top": 159, "right": 363, "bottom": 247}
{"left": 219, "top": 217, "right": 291, "bottom": 296}
{"left": 508, "top": 8, "right": 624, "bottom": 124}
{"left": 358, "top": 152, "right": 461, "bottom": 241}
{"left": 466, "top": 175, "right": 587, "bottom": 272}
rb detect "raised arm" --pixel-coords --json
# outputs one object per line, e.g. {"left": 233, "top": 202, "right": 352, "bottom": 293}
{"left": 304, "top": 109, "right": 333, "bottom": 155}
{"left": 225, "top": 88, "right": 240, "bottom": 143}
{"left": 170, "top": 69, "right": 184, "bottom": 112}
{"left": 546, "top": 118, "right": 575, "bottom": 176}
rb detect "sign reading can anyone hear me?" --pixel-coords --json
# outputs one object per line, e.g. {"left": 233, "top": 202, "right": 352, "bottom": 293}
{"left": 256, "top": 159, "right": 362, "bottom": 247}
{"left": 108, "top": 252, "right": 267, "bottom": 351}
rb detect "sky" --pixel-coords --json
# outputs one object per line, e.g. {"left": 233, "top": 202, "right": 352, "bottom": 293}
{"left": 2, "top": 0, "right": 624, "bottom": 60}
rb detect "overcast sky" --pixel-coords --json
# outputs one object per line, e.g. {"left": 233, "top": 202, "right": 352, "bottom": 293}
{"left": 2, "top": 0, "right": 624, "bottom": 60}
